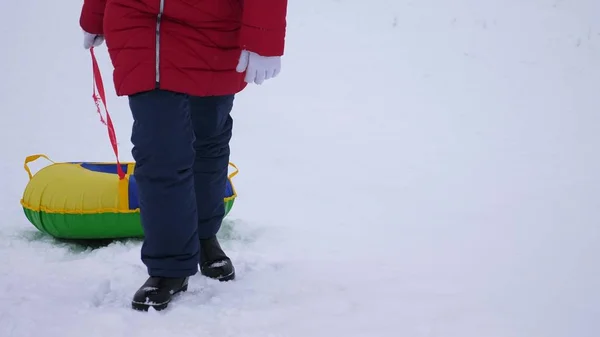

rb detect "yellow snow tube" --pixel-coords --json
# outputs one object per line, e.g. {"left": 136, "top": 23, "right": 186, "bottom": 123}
{"left": 20, "top": 154, "right": 238, "bottom": 239}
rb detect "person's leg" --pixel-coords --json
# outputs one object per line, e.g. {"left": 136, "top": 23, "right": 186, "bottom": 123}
{"left": 128, "top": 89, "right": 199, "bottom": 310}
{"left": 189, "top": 94, "right": 236, "bottom": 281}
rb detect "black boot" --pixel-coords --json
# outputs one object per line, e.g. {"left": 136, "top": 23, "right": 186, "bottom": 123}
{"left": 131, "top": 276, "right": 189, "bottom": 311}
{"left": 200, "top": 236, "right": 235, "bottom": 282}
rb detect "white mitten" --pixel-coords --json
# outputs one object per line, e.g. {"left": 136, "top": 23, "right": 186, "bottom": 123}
{"left": 236, "top": 50, "right": 281, "bottom": 85}
{"left": 83, "top": 31, "right": 104, "bottom": 49}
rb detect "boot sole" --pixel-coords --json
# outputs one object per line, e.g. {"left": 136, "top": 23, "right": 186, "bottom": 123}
{"left": 216, "top": 270, "right": 235, "bottom": 282}
{"left": 201, "top": 269, "right": 235, "bottom": 282}
{"left": 131, "top": 284, "right": 188, "bottom": 312}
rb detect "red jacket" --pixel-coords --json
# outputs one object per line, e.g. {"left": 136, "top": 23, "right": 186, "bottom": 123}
{"left": 80, "top": 0, "right": 288, "bottom": 97}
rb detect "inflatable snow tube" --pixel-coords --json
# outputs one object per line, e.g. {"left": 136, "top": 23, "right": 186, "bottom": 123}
{"left": 20, "top": 154, "right": 238, "bottom": 240}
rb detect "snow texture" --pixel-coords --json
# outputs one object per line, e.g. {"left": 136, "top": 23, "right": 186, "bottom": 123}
{"left": 1, "top": 0, "right": 600, "bottom": 336}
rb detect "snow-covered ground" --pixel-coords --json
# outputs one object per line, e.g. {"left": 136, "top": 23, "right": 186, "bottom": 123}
{"left": 1, "top": 0, "right": 599, "bottom": 336}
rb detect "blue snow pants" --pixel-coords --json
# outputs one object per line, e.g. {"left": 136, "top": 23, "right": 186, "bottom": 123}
{"left": 128, "top": 89, "right": 234, "bottom": 278}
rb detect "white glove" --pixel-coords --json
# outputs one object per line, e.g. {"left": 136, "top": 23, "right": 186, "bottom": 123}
{"left": 83, "top": 31, "right": 104, "bottom": 49}
{"left": 236, "top": 50, "right": 281, "bottom": 85}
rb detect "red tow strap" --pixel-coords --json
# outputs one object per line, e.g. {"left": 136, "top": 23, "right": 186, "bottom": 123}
{"left": 90, "top": 47, "right": 125, "bottom": 180}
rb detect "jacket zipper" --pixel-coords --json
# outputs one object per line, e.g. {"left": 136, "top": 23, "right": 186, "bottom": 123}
{"left": 156, "top": 0, "right": 165, "bottom": 87}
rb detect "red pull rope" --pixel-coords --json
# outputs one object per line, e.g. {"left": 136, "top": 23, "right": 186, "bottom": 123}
{"left": 90, "top": 47, "right": 125, "bottom": 180}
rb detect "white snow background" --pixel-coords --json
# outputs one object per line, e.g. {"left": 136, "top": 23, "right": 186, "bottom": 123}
{"left": 1, "top": 0, "right": 599, "bottom": 336}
